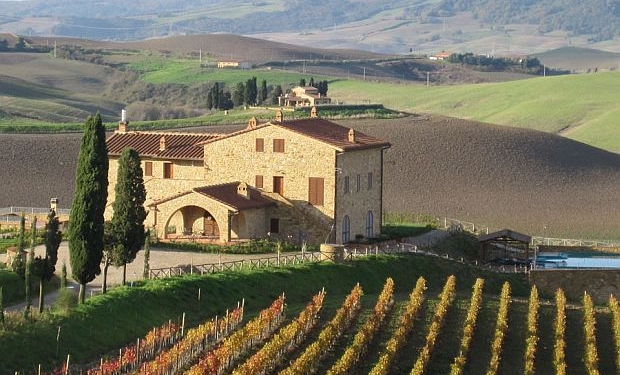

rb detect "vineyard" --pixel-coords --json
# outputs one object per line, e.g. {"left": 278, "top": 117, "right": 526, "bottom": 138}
{"left": 39, "top": 276, "right": 619, "bottom": 375}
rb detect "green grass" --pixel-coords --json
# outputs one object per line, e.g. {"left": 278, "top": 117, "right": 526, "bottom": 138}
{"left": 329, "top": 72, "right": 620, "bottom": 153}
{"left": 0, "top": 255, "right": 529, "bottom": 374}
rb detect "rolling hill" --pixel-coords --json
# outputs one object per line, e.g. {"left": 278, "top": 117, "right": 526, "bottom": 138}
{"left": 2, "top": 115, "right": 619, "bottom": 241}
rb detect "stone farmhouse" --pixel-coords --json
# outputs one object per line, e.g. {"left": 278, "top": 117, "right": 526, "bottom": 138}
{"left": 105, "top": 109, "right": 390, "bottom": 245}
{"left": 280, "top": 86, "right": 331, "bottom": 107}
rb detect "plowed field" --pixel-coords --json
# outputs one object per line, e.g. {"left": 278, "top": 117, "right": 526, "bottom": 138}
{"left": 2, "top": 115, "right": 619, "bottom": 240}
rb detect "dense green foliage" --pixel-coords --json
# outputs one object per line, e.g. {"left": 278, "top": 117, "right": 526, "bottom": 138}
{"left": 108, "top": 147, "right": 147, "bottom": 285}
{"left": 68, "top": 114, "right": 109, "bottom": 303}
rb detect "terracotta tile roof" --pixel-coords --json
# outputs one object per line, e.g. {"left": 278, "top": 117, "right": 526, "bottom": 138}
{"left": 193, "top": 183, "right": 275, "bottom": 211}
{"left": 106, "top": 131, "right": 222, "bottom": 160}
{"left": 199, "top": 118, "right": 391, "bottom": 152}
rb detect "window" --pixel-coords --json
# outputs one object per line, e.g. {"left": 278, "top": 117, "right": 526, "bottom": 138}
{"left": 356, "top": 174, "right": 361, "bottom": 192}
{"left": 308, "top": 177, "right": 324, "bottom": 206}
{"left": 366, "top": 211, "right": 374, "bottom": 238}
{"left": 342, "top": 215, "right": 350, "bottom": 243}
{"left": 344, "top": 176, "right": 350, "bottom": 194}
{"left": 273, "top": 139, "right": 285, "bottom": 152}
{"left": 270, "top": 218, "right": 280, "bottom": 234}
{"left": 256, "top": 138, "right": 264, "bottom": 152}
{"left": 144, "top": 161, "right": 153, "bottom": 177}
{"left": 163, "top": 162, "right": 174, "bottom": 179}
{"left": 367, "top": 172, "right": 373, "bottom": 190}
{"left": 255, "top": 175, "right": 264, "bottom": 189}
{"left": 273, "top": 176, "right": 284, "bottom": 195}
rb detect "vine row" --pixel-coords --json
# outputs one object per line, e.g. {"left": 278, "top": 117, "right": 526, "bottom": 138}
{"left": 553, "top": 289, "right": 567, "bottom": 375}
{"left": 450, "top": 278, "right": 484, "bottom": 375}
{"left": 231, "top": 290, "right": 326, "bottom": 375}
{"left": 410, "top": 275, "right": 456, "bottom": 375}
{"left": 326, "top": 277, "right": 395, "bottom": 375}
{"left": 523, "top": 285, "right": 539, "bottom": 375}
{"left": 369, "top": 277, "right": 427, "bottom": 375}
{"left": 485, "top": 281, "right": 511, "bottom": 375}
{"left": 279, "top": 283, "right": 364, "bottom": 375}
{"left": 582, "top": 293, "right": 600, "bottom": 375}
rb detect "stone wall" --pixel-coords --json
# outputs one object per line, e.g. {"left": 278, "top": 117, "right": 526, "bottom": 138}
{"left": 335, "top": 148, "right": 384, "bottom": 242}
{"left": 202, "top": 124, "right": 337, "bottom": 241}
{"left": 529, "top": 269, "right": 620, "bottom": 304}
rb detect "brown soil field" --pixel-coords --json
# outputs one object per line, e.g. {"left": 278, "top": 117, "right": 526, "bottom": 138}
{"left": 1, "top": 115, "right": 619, "bottom": 240}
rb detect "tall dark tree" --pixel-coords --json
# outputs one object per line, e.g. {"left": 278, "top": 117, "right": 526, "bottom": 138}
{"left": 244, "top": 77, "right": 257, "bottom": 106}
{"left": 308, "top": 77, "right": 315, "bottom": 88}
{"left": 258, "top": 80, "right": 268, "bottom": 104}
{"left": 24, "top": 218, "right": 36, "bottom": 315}
{"left": 233, "top": 82, "right": 246, "bottom": 107}
{"left": 109, "top": 147, "right": 147, "bottom": 286}
{"left": 0, "top": 286, "right": 4, "bottom": 323}
{"left": 142, "top": 231, "right": 151, "bottom": 279}
{"left": 271, "top": 85, "right": 283, "bottom": 105}
{"left": 36, "top": 209, "right": 62, "bottom": 312}
{"left": 299, "top": 78, "right": 306, "bottom": 87}
{"left": 206, "top": 91, "right": 213, "bottom": 110}
{"left": 11, "top": 214, "right": 26, "bottom": 277}
{"left": 68, "top": 113, "right": 108, "bottom": 304}
{"left": 317, "top": 80, "right": 329, "bottom": 96}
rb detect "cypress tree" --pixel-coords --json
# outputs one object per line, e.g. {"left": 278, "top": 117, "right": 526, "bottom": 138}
{"left": 24, "top": 218, "right": 36, "bottom": 315}
{"left": 142, "top": 231, "right": 151, "bottom": 279}
{"left": 68, "top": 113, "right": 108, "bottom": 304}
{"left": 259, "top": 79, "right": 268, "bottom": 104}
{"left": 11, "top": 214, "right": 26, "bottom": 277}
{"left": 0, "top": 286, "right": 4, "bottom": 323}
{"left": 60, "top": 261, "right": 67, "bottom": 289}
{"left": 109, "top": 147, "right": 146, "bottom": 285}
{"left": 37, "top": 209, "right": 62, "bottom": 312}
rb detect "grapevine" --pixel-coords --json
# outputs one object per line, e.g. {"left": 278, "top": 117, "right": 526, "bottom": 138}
{"left": 523, "top": 285, "right": 539, "bottom": 375}
{"left": 449, "top": 278, "right": 484, "bottom": 375}
{"left": 610, "top": 295, "right": 620, "bottom": 375}
{"left": 135, "top": 303, "right": 244, "bottom": 375}
{"left": 231, "top": 290, "right": 326, "bottom": 375}
{"left": 369, "top": 277, "right": 426, "bottom": 375}
{"left": 326, "top": 277, "right": 395, "bottom": 375}
{"left": 485, "top": 281, "right": 511, "bottom": 375}
{"left": 185, "top": 294, "right": 286, "bottom": 375}
{"left": 280, "top": 283, "right": 364, "bottom": 375}
{"left": 582, "top": 292, "right": 600, "bottom": 375}
{"left": 553, "top": 288, "right": 567, "bottom": 375}
{"left": 410, "top": 275, "right": 456, "bottom": 375}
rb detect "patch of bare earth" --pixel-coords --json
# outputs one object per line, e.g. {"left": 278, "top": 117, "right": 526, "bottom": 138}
{"left": 1, "top": 116, "right": 619, "bottom": 240}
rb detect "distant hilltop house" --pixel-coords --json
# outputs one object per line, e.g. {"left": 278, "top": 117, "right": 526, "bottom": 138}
{"left": 217, "top": 60, "right": 252, "bottom": 69}
{"left": 105, "top": 108, "right": 390, "bottom": 245}
{"left": 280, "top": 86, "right": 331, "bottom": 107}
{"left": 429, "top": 51, "right": 451, "bottom": 60}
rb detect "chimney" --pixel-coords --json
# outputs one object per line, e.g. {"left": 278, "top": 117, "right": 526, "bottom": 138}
{"left": 275, "top": 110, "right": 283, "bottom": 123}
{"left": 247, "top": 116, "right": 258, "bottom": 129}
{"left": 159, "top": 136, "right": 166, "bottom": 151}
{"left": 310, "top": 106, "right": 318, "bottom": 118}
{"left": 118, "top": 109, "right": 129, "bottom": 132}
{"left": 348, "top": 128, "right": 356, "bottom": 143}
{"left": 237, "top": 182, "right": 250, "bottom": 199}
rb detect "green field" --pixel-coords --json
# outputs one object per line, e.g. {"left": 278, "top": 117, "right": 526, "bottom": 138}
{"left": 328, "top": 72, "right": 620, "bottom": 153}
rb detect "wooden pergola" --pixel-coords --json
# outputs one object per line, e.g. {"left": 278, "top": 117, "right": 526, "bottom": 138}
{"left": 479, "top": 229, "right": 532, "bottom": 264}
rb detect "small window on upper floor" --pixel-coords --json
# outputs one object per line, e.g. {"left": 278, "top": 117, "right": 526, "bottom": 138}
{"left": 163, "top": 162, "right": 174, "bottom": 179}
{"left": 344, "top": 176, "right": 350, "bottom": 194}
{"left": 367, "top": 172, "right": 373, "bottom": 190}
{"left": 356, "top": 174, "right": 361, "bottom": 192}
{"left": 256, "top": 138, "right": 265, "bottom": 152}
{"left": 273, "top": 139, "right": 285, "bottom": 153}
{"left": 255, "top": 175, "right": 264, "bottom": 189}
{"left": 144, "top": 161, "right": 153, "bottom": 177}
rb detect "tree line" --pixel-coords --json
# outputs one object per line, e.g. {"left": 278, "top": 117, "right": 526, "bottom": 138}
{"left": 447, "top": 52, "right": 570, "bottom": 75}
{"left": 206, "top": 76, "right": 328, "bottom": 111}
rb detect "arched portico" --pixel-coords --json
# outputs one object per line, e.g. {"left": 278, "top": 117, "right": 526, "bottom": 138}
{"left": 165, "top": 205, "right": 220, "bottom": 239}
{"left": 148, "top": 183, "right": 275, "bottom": 244}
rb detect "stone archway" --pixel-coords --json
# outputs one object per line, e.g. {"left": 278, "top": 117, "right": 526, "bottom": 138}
{"left": 164, "top": 205, "right": 221, "bottom": 240}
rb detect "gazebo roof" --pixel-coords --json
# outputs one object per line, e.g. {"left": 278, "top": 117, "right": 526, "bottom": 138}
{"left": 478, "top": 229, "right": 531, "bottom": 244}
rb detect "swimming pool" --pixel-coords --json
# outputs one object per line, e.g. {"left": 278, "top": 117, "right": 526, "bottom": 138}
{"left": 535, "top": 252, "right": 620, "bottom": 269}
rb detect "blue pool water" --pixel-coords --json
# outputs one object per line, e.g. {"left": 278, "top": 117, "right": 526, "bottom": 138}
{"left": 535, "top": 253, "right": 620, "bottom": 269}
